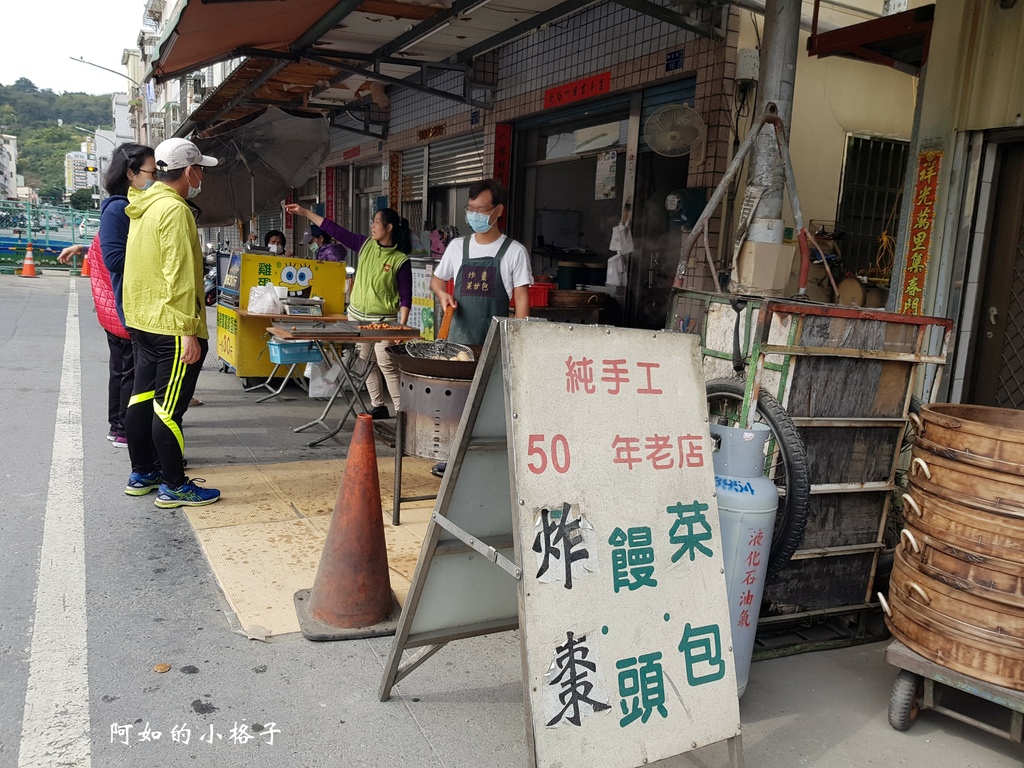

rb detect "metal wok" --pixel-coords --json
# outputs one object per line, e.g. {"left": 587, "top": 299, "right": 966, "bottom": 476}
{"left": 386, "top": 344, "right": 482, "bottom": 380}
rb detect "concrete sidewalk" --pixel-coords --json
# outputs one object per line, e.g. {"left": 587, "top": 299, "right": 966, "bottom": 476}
{"left": 185, "top": 319, "right": 1022, "bottom": 768}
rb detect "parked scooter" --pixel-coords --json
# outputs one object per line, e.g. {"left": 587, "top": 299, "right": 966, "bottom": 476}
{"left": 204, "top": 243, "right": 222, "bottom": 306}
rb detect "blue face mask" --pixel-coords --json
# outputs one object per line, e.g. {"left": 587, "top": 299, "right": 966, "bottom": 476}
{"left": 465, "top": 210, "right": 493, "bottom": 234}
{"left": 139, "top": 179, "right": 155, "bottom": 191}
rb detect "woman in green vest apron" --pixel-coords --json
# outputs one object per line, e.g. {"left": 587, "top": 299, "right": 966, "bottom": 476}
{"left": 286, "top": 203, "right": 414, "bottom": 418}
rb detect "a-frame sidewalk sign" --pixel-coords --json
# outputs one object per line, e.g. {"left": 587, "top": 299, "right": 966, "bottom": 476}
{"left": 380, "top": 319, "right": 744, "bottom": 768}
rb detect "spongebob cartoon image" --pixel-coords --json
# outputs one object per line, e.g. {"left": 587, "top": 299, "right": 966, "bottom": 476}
{"left": 278, "top": 263, "right": 315, "bottom": 298}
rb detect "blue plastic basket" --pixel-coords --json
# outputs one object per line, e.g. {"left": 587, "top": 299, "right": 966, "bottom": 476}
{"left": 267, "top": 339, "right": 322, "bottom": 365}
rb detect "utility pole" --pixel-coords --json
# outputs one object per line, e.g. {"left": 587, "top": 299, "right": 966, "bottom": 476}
{"left": 745, "top": 0, "right": 801, "bottom": 246}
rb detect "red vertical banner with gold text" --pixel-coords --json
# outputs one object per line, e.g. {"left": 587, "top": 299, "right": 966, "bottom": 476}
{"left": 325, "top": 166, "right": 336, "bottom": 222}
{"left": 493, "top": 123, "right": 513, "bottom": 231}
{"left": 900, "top": 151, "right": 942, "bottom": 315}
{"left": 389, "top": 152, "right": 401, "bottom": 211}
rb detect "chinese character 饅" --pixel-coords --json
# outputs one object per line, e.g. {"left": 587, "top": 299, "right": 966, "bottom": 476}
{"left": 545, "top": 631, "right": 611, "bottom": 727}
{"left": 608, "top": 527, "right": 657, "bottom": 593}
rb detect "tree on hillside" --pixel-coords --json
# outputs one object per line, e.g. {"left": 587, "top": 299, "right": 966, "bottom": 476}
{"left": 69, "top": 188, "right": 96, "bottom": 210}
{"left": 0, "top": 79, "right": 113, "bottom": 197}
{"left": 17, "top": 125, "right": 82, "bottom": 191}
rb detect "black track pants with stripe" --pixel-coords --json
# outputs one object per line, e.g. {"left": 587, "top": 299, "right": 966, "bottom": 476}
{"left": 125, "top": 330, "right": 207, "bottom": 489}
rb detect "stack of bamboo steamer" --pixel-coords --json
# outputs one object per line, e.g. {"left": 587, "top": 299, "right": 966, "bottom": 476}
{"left": 884, "top": 403, "right": 1024, "bottom": 692}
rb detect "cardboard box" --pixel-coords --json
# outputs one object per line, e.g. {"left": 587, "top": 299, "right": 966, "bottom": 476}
{"left": 731, "top": 241, "right": 796, "bottom": 296}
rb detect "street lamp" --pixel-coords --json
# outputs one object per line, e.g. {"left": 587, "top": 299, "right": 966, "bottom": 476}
{"left": 68, "top": 56, "right": 150, "bottom": 144}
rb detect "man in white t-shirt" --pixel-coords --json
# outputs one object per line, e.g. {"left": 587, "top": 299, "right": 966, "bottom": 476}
{"left": 429, "top": 179, "right": 531, "bottom": 477}
{"left": 430, "top": 178, "right": 531, "bottom": 346}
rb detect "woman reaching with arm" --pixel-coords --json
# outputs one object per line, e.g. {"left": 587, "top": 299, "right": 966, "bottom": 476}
{"left": 285, "top": 204, "right": 413, "bottom": 419}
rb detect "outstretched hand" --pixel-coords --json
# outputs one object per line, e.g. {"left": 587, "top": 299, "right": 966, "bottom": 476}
{"left": 58, "top": 244, "right": 84, "bottom": 265}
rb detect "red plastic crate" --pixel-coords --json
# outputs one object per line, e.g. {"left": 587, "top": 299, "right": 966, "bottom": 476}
{"left": 509, "top": 282, "right": 552, "bottom": 308}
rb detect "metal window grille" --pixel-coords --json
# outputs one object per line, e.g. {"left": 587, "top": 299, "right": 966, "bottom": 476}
{"left": 835, "top": 135, "right": 910, "bottom": 275}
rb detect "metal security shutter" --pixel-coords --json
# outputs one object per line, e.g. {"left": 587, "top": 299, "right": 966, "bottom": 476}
{"left": 403, "top": 147, "right": 425, "bottom": 201}
{"left": 515, "top": 95, "right": 631, "bottom": 131}
{"left": 258, "top": 208, "right": 283, "bottom": 238}
{"left": 428, "top": 134, "right": 484, "bottom": 187}
{"left": 639, "top": 77, "right": 697, "bottom": 153}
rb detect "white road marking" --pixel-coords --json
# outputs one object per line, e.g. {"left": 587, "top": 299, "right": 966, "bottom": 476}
{"left": 19, "top": 281, "right": 91, "bottom": 767}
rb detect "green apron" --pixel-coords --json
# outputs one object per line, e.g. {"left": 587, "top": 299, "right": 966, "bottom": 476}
{"left": 448, "top": 235, "right": 513, "bottom": 346}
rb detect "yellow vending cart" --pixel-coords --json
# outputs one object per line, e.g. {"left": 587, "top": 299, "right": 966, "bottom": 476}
{"left": 216, "top": 251, "right": 346, "bottom": 386}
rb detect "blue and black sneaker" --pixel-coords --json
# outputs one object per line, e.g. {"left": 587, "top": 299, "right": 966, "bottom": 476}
{"left": 154, "top": 477, "right": 221, "bottom": 509}
{"left": 125, "top": 471, "right": 162, "bottom": 496}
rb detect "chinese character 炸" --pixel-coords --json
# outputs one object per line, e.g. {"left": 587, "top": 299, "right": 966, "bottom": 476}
{"left": 533, "top": 503, "right": 591, "bottom": 589}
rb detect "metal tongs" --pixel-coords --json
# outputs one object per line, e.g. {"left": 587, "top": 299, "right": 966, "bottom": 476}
{"left": 404, "top": 306, "right": 475, "bottom": 360}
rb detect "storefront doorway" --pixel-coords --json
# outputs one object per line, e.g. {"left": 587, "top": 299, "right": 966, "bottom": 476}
{"left": 967, "top": 141, "right": 1024, "bottom": 408}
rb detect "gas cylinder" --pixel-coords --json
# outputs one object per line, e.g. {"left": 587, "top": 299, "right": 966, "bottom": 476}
{"left": 711, "top": 421, "right": 779, "bottom": 697}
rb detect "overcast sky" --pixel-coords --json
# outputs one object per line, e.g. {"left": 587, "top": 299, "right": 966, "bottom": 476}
{"left": 1, "top": 0, "right": 149, "bottom": 95}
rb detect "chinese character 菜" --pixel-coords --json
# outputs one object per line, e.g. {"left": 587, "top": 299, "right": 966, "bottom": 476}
{"left": 667, "top": 501, "right": 714, "bottom": 562}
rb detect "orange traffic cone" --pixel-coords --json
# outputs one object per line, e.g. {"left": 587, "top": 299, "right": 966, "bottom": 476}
{"left": 81, "top": 253, "right": 91, "bottom": 277}
{"left": 20, "top": 243, "right": 38, "bottom": 278}
{"left": 294, "top": 414, "right": 399, "bottom": 640}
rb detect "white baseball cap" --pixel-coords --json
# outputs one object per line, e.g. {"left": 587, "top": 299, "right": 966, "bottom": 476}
{"left": 154, "top": 138, "right": 219, "bottom": 171}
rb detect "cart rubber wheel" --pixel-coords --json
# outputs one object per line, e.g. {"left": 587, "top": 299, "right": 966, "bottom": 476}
{"left": 241, "top": 377, "right": 260, "bottom": 390}
{"left": 888, "top": 670, "right": 923, "bottom": 731}
{"left": 706, "top": 378, "right": 811, "bottom": 578}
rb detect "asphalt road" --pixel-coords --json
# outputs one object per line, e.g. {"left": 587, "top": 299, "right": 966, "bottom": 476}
{"left": 0, "top": 275, "right": 1020, "bottom": 768}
